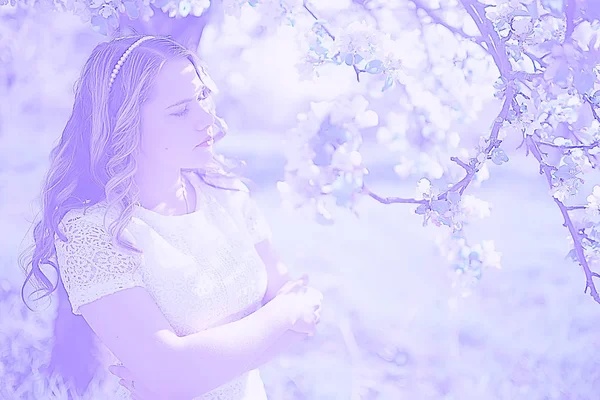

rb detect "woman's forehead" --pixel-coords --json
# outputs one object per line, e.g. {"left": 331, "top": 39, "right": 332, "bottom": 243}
{"left": 153, "top": 58, "right": 217, "bottom": 96}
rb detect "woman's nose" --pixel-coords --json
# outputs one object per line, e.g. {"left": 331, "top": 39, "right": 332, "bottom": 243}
{"left": 195, "top": 111, "right": 215, "bottom": 132}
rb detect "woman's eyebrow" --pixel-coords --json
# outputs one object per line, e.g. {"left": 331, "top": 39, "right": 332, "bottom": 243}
{"left": 165, "top": 86, "right": 207, "bottom": 110}
{"left": 166, "top": 97, "right": 194, "bottom": 110}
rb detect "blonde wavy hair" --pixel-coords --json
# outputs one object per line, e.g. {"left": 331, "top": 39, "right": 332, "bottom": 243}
{"left": 20, "top": 34, "right": 243, "bottom": 310}
{"left": 20, "top": 35, "right": 247, "bottom": 304}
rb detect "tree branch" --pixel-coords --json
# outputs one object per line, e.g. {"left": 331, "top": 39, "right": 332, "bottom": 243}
{"left": 114, "top": 4, "right": 215, "bottom": 51}
{"left": 450, "top": 156, "right": 473, "bottom": 172}
{"left": 565, "top": 0, "right": 576, "bottom": 41}
{"left": 583, "top": 95, "right": 600, "bottom": 124}
{"left": 523, "top": 51, "right": 548, "bottom": 71}
{"left": 526, "top": 136, "right": 600, "bottom": 304}
{"left": 462, "top": 0, "right": 510, "bottom": 76}
{"left": 303, "top": 1, "right": 335, "bottom": 40}
{"left": 300, "top": 0, "right": 600, "bottom": 306}
{"left": 362, "top": 187, "right": 428, "bottom": 205}
{"left": 411, "top": 0, "right": 487, "bottom": 53}
{"left": 366, "top": 0, "right": 516, "bottom": 205}
{"left": 537, "top": 140, "right": 600, "bottom": 151}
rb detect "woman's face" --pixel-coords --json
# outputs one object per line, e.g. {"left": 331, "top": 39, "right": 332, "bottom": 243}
{"left": 138, "top": 57, "right": 217, "bottom": 169}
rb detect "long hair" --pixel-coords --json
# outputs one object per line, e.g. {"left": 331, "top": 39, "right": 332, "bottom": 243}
{"left": 18, "top": 34, "right": 244, "bottom": 396}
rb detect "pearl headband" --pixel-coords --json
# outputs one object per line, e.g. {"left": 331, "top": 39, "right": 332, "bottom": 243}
{"left": 108, "top": 36, "right": 155, "bottom": 90}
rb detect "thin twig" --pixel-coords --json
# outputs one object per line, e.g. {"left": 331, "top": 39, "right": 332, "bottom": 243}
{"left": 583, "top": 95, "right": 600, "bottom": 124}
{"left": 537, "top": 140, "right": 600, "bottom": 151}
{"left": 527, "top": 136, "right": 600, "bottom": 304}
{"left": 303, "top": 1, "right": 335, "bottom": 40}
{"left": 523, "top": 51, "right": 548, "bottom": 71}
{"left": 362, "top": 187, "right": 428, "bottom": 205}
{"left": 450, "top": 156, "right": 474, "bottom": 172}
{"left": 565, "top": 0, "right": 576, "bottom": 41}
{"left": 411, "top": 0, "right": 488, "bottom": 54}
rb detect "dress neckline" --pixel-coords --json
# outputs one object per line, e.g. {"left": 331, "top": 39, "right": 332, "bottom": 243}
{"left": 134, "top": 171, "right": 208, "bottom": 218}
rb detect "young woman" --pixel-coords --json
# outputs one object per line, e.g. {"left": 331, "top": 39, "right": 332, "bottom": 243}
{"left": 20, "top": 35, "right": 323, "bottom": 399}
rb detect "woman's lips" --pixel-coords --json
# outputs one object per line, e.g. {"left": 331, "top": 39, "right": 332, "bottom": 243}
{"left": 196, "top": 137, "right": 214, "bottom": 147}
{"left": 196, "top": 129, "right": 225, "bottom": 148}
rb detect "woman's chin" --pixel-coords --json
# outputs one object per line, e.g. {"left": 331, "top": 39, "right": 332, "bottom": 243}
{"left": 184, "top": 147, "right": 214, "bottom": 169}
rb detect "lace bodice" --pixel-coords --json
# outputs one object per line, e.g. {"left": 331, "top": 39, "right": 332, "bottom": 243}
{"left": 54, "top": 172, "right": 272, "bottom": 399}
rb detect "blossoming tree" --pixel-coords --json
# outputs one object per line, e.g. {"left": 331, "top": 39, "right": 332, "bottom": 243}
{"left": 3, "top": 0, "right": 600, "bottom": 305}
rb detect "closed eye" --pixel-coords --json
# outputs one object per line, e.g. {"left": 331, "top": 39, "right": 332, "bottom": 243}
{"left": 172, "top": 107, "right": 189, "bottom": 117}
{"left": 171, "top": 87, "right": 212, "bottom": 117}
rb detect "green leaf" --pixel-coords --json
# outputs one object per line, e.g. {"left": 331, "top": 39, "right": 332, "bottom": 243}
{"left": 553, "top": 164, "right": 574, "bottom": 180}
{"left": 491, "top": 148, "right": 509, "bottom": 165}
{"left": 447, "top": 191, "right": 461, "bottom": 205}
{"left": 512, "top": 9, "right": 531, "bottom": 16}
{"left": 91, "top": 15, "right": 108, "bottom": 36}
{"left": 573, "top": 69, "right": 595, "bottom": 94}
{"left": 554, "top": 62, "right": 570, "bottom": 89}
{"left": 541, "top": 0, "right": 563, "bottom": 15}
{"left": 591, "top": 90, "right": 600, "bottom": 105}
{"left": 123, "top": 1, "right": 139, "bottom": 19}
{"left": 415, "top": 204, "right": 429, "bottom": 215}
{"left": 365, "top": 59, "right": 384, "bottom": 74}
{"left": 344, "top": 53, "right": 363, "bottom": 66}
{"left": 438, "top": 216, "right": 452, "bottom": 227}
{"left": 431, "top": 199, "right": 451, "bottom": 214}
{"left": 106, "top": 14, "right": 119, "bottom": 30}
{"left": 524, "top": 0, "right": 539, "bottom": 18}
{"left": 312, "top": 44, "right": 328, "bottom": 56}
{"left": 382, "top": 75, "right": 394, "bottom": 92}
{"left": 344, "top": 53, "right": 354, "bottom": 66}
{"left": 563, "top": 156, "right": 576, "bottom": 166}
{"left": 331, "top": 53, "right": 343, "bottom": 65}
{"left": 565, "top": 248, "right": 577, "bottom": 262}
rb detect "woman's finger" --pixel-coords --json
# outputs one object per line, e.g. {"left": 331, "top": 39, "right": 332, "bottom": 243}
{"left": 278, "top": 277, "right": 309, "bottom": 295}
{"left": 291, "top": 275, "right": 309, "bottom": 289}
{"left": 299, "top": 273, "right": 309, "bottom": 285}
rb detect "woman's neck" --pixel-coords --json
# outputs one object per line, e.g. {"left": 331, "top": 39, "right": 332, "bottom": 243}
{"left": 134, "top": 166, "right": 197, "bottom": 216}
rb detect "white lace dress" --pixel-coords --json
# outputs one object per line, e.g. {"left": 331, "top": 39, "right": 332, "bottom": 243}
{"left": 54, "top": 172, "right": 272, "bottom": 399}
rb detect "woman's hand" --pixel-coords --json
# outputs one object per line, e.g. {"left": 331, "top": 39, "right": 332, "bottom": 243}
{"left": 108, "top": 364, "right": 162, "bottom": 400}
{"left": 275, "top": 274, "right": 323, "bottom": 335}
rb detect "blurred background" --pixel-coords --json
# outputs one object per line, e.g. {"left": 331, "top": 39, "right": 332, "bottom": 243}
{"left": 2, "top": 2, "right": 600, "bottom": 399}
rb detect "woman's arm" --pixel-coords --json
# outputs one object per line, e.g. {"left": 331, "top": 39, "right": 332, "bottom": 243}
{"left": 255, "top": 239, "right": 293, "bottom": 305}
{"left": 250, "top": 239, "right": 316, "bottom": 369}
{"left": 80, "top": 287, "right": 293, "bottom": 399}
{"left": 246, "top": 330, "right": 308, "bottom": 370}
{"left": 107, "top": 239, "right": 313, "bottom": 399}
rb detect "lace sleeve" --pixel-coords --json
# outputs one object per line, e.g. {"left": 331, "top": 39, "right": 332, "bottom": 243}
{"left": 55, "top": 209, "right": 145, "bottom": 316}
